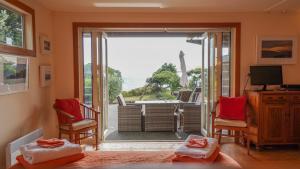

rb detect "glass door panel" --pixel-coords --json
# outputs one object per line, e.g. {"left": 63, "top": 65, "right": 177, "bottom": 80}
{"left": 201, "top": 34, "right": 209, "bottom": 136}
{"left": 221, "top": 32, "right": 231, "bottom": 96}
{"left": 201, "top": 32, "right": 221, "bottom": 137}
{"left": 208, "top": 33, "right": 217, "bottom": 136}
{"left": 82, "top": 32, "right": 92, "bottom": 106}
{"left": 98, "top": 32, "right": 109, "bottom": 139}
{"left": 80, "top": 30, "right": 109, "bottom": 141}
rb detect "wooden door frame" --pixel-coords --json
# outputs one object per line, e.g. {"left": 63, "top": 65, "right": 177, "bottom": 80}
{"left": 73, "top": 22, "right": 241, "bottom": 98}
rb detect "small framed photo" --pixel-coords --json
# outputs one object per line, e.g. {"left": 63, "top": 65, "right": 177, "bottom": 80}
{"left": 257, "top": 36, "right": 297, "bottom": 64}
{"left": 40, "top": 65, "right": 52, "bottom": 87}
{"left": 39, "top": 35, "right": 52, "bottom": 55}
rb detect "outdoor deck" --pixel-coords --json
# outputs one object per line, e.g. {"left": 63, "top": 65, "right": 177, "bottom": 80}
{"left": 105, "top": 104, "right": 201, "bottom": 141}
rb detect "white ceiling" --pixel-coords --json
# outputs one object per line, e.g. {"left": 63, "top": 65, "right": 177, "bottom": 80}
{"left": 34, "top": 0, "right": 300, "bottom": 13}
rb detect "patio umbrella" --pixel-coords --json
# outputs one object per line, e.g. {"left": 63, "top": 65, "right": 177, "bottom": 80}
{"left": 179, "top": 50, "right": 189, "bottom": 88}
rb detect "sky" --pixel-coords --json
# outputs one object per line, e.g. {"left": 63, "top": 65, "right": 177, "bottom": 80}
{"left": 83, "top": 36, "right": 203, "bottom": 91}
{"left": 107, "top": 37, "right": 203, "bottom": 91}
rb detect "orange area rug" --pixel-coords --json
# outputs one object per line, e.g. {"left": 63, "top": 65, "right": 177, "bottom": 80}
{"left": 11, "top": 151, "right": 241, "bottom": 169}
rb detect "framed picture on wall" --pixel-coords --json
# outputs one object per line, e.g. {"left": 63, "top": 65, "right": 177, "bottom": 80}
{"left": 39, "top": 35, "right": 52, "bottom": 55}
{"left": 257, "top": 36, "right": 297, "bottom": 64}
{"left": 0, "top": 54, "right": 29, "bottom": 95}
{"left": 40, "top": 65, "right": 52, "bottom": 87}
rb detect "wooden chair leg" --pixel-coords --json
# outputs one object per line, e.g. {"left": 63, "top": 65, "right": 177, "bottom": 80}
{"left": 235, "top": 131, "right": 240, "bottom": 143}
{"left": 95, "top": 128, "right": 99, "bottom": 150}
{"left": 69, "top": 133, "right": 74, "bottom": 143}
{"left": 212, "top": 126, "right": 215, "bottom": 138}
{"left": 218, "top": 129, "right": 222, "bottom": 144}
{"left": 75, "top": 134, "right": 80, "bottom": 144}
{"left": 247, "top": 133, "right": 250, "bottom": 155}
{"left": 243, "top": 132, "right": 248, "bottom": 146}
{"left": 59, "top": 130, "right": 62, "bottom": 139}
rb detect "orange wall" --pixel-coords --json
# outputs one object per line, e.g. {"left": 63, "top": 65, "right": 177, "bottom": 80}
{"left": 0, "top": 0, "right": 57, "bottom": 168}
{"left": 53, "top": 12, "right": 300, "bottom": 98}
{"left": 0, "top": 2, "right": 300, "bottom": 168}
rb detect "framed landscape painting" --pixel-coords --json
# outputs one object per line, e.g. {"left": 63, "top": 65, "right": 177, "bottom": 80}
{"left": 257, "top": 36, "right": 297, "bottom": 64}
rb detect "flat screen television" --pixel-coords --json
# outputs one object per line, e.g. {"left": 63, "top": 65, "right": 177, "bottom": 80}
{"left": 250, "top": 65, "right": 283, "bottom": 91}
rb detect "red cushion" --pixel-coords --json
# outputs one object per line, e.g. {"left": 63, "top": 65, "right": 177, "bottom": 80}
{"left": 219, "top": 96, "right": 247, "bottom": 121}
{"left": 55, "top": 99, "right": 83, "bottom": 123}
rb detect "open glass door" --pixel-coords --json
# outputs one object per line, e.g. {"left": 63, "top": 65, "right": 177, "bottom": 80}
{"left": 201, "top": 32, "right": 225, "bottom": 136}
{"left": 201, "top": 33, "right": 209, "bottom": 136}
{"left": 80, "top": 30, "right": 109, "bottom": 141}
{"left": 98, "top": 32, "right": 109, "bottom": 140}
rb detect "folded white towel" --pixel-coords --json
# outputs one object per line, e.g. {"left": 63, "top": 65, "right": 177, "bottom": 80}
{"left": 20, "top": 139, "right": 82, "bottom": 164}
{"left": 175, "top": 135, "right": 218, "bottom": 159}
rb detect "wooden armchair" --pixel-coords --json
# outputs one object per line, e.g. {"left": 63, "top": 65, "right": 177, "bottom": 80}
{"left": 53, "top": 99, "right": 100, "bottom": 149}
{"left": 211, "top": 100, "right": 252, "bottom": 155}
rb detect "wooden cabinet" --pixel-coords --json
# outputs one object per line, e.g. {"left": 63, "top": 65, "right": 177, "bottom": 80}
{"left": 288, "top": 103, "right": 300, "bottom": 142}
{"left": 261, "top": 102, "right": 287, "bottom": 143}
{"left": 247, "top": 91, "right": 300, "bottom": 147}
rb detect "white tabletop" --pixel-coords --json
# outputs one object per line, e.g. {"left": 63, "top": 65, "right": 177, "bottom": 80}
{"left": 134, "top": 100, "right": 182, "bottom": 104}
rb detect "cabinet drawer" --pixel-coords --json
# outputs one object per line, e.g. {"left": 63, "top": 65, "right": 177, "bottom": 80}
{"left": 292, "top": 95, "right": 300, "bottom": 103}
{"left": 262, "top": 95, "right": 288, "bottom": 103}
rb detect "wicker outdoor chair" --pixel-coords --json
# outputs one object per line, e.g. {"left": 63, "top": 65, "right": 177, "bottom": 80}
{"left": 117, "top": 94, "right": 142, "bottom": 131}
{"left": 145, "top": 104, "right": 175, "bottom": 132}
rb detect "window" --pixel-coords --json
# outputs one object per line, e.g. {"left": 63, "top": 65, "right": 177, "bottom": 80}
{"left": 0, "top": 1, "right": 35, "bottom": 57}
{"left": 0, "top": 5, "right": 24, "bottom": 48}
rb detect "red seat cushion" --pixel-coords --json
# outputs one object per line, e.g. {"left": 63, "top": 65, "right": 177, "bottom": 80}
{"left": 219, "top": 96, "right": 247, "bottom": 121}
{"left": 55, "top": 99, "right": 83, "bottom": 123}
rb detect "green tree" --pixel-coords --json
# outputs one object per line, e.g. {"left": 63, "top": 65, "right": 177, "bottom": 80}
{"left": 187, "top": 67, "right": 201, "bottom": 89}
{"left": 108, "top": 67, "right": 123, "bottom": 103}
{"left": 83, "top": 63, "right": 122, "bottom": 104}
{"left": 146, "top": 63, "right": 180, "bottom": 93}
{"left": 154, "top": 63, "right": 177, "bottom": 74}
{"left": 0, "top": 6, "right": 23, "bottom": 47}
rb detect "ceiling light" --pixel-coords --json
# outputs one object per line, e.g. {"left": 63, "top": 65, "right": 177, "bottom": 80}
{"left": 94, "top": 2, "right": 164, "bottom": 8}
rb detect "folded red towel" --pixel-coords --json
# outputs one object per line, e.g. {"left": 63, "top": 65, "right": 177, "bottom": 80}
{"left": 36, "top": 138, "right": 64, "bottom": 148}
{"left": 172, "top": 146, "right": 220, "bottom": 163}
{"left": 186, "top": 138, "right": 208, "bottom": 148}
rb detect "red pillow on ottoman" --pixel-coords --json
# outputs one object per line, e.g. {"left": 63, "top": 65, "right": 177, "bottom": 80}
{"left": 219, "top": 96, "right": 247, "bottom": 121}
{"left": 54, "top": 99, "right": 83, "bottom": 123}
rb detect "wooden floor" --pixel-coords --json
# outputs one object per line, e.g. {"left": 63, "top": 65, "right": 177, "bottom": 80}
{"left": 95, "top": 141, "right": 300, "bottom": 169}
{"left": 221, "top": 143, "right": 300, "bottom": 169}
